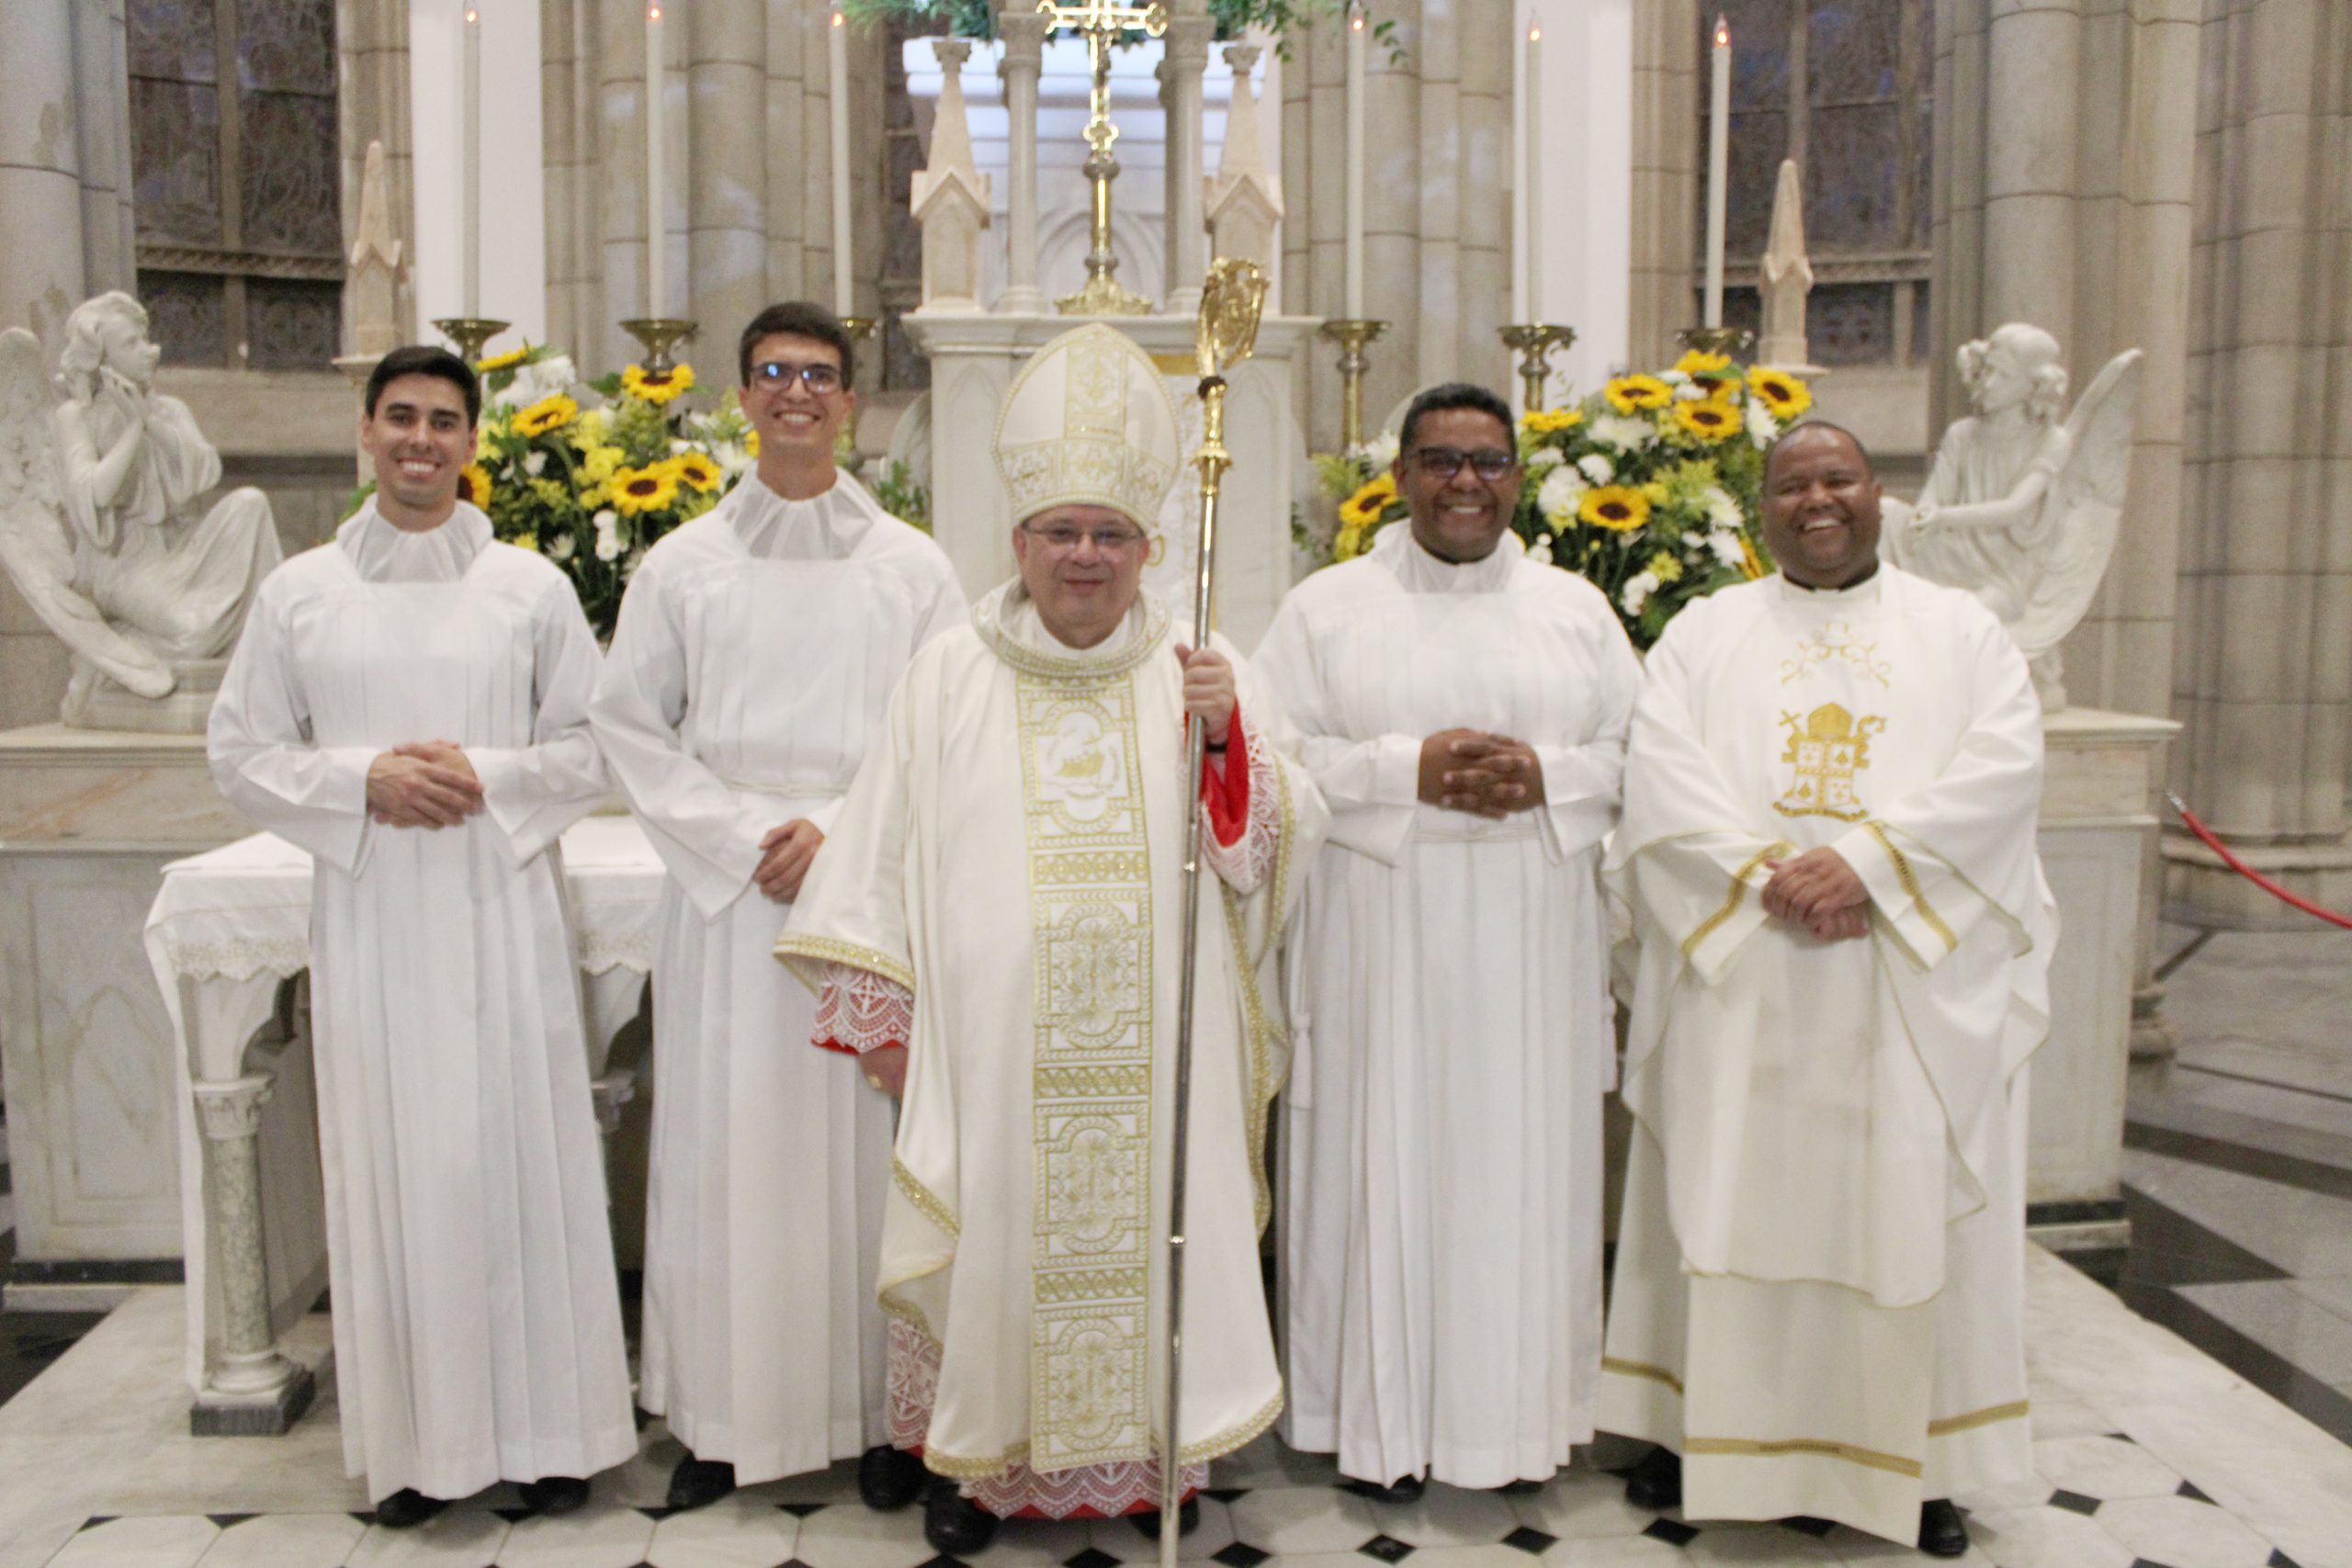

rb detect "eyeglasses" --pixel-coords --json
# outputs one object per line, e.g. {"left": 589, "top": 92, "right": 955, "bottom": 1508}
{"left": 1408, "top": 446, "right": 1518, "bottom": 481}
{"left": 1021, "top": 522, "right": 1151, "bottom": 555}
{"left": 749, "top": 360, "right": 844, "bottom": 393}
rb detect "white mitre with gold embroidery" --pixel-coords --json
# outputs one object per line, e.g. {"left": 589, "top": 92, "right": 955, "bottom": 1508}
{"left": 993, "top": 322, "right": 1180, "bottom": 525}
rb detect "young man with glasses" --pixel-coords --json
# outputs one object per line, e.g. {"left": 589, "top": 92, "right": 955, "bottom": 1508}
{"left": 777, "top": 323, "right": 1330, "bottom": 1555}
{"left": 591, "top": 301, "right": 966, "bottom": 1513}
{"left": 1256, "top": 382, "right": 1642, "bottom": 1502}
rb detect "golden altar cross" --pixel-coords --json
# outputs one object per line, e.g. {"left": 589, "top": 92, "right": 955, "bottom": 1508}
{"left": 1040, "top": 0, "right": 1168, "bottom": 315}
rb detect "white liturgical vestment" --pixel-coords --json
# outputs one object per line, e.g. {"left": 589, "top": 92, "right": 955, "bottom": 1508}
{"left": 208, "top": 503, "right": 635, "bottom": 1503}
{"left": 1599, "top": 567, "right": 2052, "bottom": 1544}
{"left": 777, "top": 582, "right": 1330, "bottom": 1516}
{"left": 1254, "top": 525, "right": 1640, "bottom": 1487}
{"left": 591, "top": 471, "right": 965, "bottom": 1480}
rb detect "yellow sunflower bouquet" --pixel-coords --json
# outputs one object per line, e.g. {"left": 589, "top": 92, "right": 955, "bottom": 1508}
{"left": 1303, "top": 430, "right": 1408, "bottom": 563}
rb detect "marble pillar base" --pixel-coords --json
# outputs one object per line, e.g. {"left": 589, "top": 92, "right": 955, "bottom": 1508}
{"left": 190, "top": 1362, "right": 316, "bottom": 1437}
{"left": 2029, "top": 705, "right": 2180, "bottom": 1255}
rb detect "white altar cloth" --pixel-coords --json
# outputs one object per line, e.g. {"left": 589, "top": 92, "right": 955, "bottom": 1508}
{"left": 145, "top": 816, "right": 664, "bottom": 1395}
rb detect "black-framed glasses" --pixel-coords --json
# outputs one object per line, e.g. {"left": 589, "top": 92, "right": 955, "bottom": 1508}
{"left": 750, "top": 360, "right": 844, "bottom": 393}
{"left": 1408, "top": 446, "right": 1517, "bottom": 480}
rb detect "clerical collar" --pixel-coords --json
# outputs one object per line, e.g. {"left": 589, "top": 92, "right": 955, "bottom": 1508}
{"left": 728, "top": 468, "right": 878, "bottom": 559}
{"left": 1378, "top": 522, "right": 1521, "bottom": 593}
{"left": 338, "top": 500, "right": 491, "bottom": 583}
{"left": 1776, "top": 564, "right": 1883, "bottom": 605}
{"left": 971, "top": 579, "right": 1170, "bottom": 679}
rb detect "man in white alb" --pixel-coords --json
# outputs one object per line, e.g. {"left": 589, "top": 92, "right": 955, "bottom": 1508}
{"left": 209, "top": 346, "right": 635, "bottom": 1529}
{"left": 1600, "top": 422, "right": 2052, "bottom": 1558}
{"left": 775, "top": 323, "right": 1329, "bottom": 1556}
{"left": 592, "top": 301, "right": 965, "bottom": 1512}
{"left": 1256, "top": 382, "right": 1640, "bottom": 1499}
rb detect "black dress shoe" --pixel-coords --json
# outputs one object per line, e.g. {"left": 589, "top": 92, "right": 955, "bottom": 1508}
{"left": 859, "top": 1444, "right": 929, "bottom": 1511}
{"left": 924, "top": 1480, "right": 999, "bottom": 1554}
{"left": 372, "top": 1488, "right": 448, "bottom": 1529}
{"left": 518, "top": 1475, "right": 590, "bottom": 1516}
{"left": 667, "top": 1454, "right": 738, "bottom": 1511}
{"left": 1131, "top": 1497, "right": 1201, "bottom": 1538}
{"left": 1623, "top": 1447, "right": 1682, "bottom": 1511}
{"left": 1493, "top": 1479, "right": 1546, "bottom": 1495}
{"left": 1340, "top": 1473, "right": 1426, "bottom": 1506}
{"left": 1917, "top": 1498, "right": 1969, "bottom": 1558}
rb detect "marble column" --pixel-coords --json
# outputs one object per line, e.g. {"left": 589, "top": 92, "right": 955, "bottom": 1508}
{"left": 0, "top": 0, "right": 134, "bottom": 355}
{"left": 341, "top": 0, "right": 417, "bottom": 351}
{"left": 1282, "top": 2, "right": 1510, "bottom": 451}
{"left": 687, "top": 0, "right": 769, "bottom": 338}
{"left": 540, "top": 0, "right": 601, "bottom": 355}
{"left": 1626, "top": 0, "right": 1698, "bottom": 369}
{"left": 2167, "top": 0, "right": 2352, "bottom": 922}
{"left": 996, "top": 6, "right": 1051, "bottom": 314}
{"left": 1160, "top": 1, "right": 1215, "bottom": 312}
{"left": 191, "top": 1073, "right": 313, "bottom": 1430}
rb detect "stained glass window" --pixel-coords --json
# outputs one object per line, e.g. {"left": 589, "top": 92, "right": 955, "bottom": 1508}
{"left": 1694, "top": 0, "right": 1933, "bottom": 366}
{"left": 130, "top": 0, "right": 342, "bottom": 370}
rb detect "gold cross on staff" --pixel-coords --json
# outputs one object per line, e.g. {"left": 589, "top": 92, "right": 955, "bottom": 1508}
{"left": 1040, "top": 0, "right": 1168, "bottom": 314}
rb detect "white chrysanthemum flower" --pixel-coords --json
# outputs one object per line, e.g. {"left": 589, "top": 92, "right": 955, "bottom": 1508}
{"left": 548, "top": 532, "right": 576, "bottom": 562}
{"left": 1675, "top": 378, "right": 1712, "bottom": 401}
{"left": 1622, "top": 570, "right": 1660, "bottom": 615}
{"left": 1363, "top": 431, "right": 1401, "bottom": 470}
{"left": 1589, "top": 412, "right": 1656, "bottom": 452}
{"left": 1525, "top": 446, "right": 1565, "bottom": 475}
{"left": 1747, "top": 398, "right": 1781, "bottom": 444}
{"left": 1577, "top": 453, "right": 1614, "bottom": 486}
{"left": 594, "top": 509, "right": 623, "bottom": 561}
{"left": 522, "top": 449, "right": 548, "bottom": 477}
{"left": 1659, "top": 369, "right": 1690, "bottom": 387}
{"left": 715, "top": 441, "right": 753, "bottom": 479}
{"left": 1708, "top": 529, "right": 1747, "bottom": 568}
{"left": 1702, "top": 485, "right": 1743, "bottom": 530}
{"left": 1529, "top": 535, "right": 1555, "bottom": 565}
{"left": 1536, "top": 465, "right": 1589, "bottom": 528}
{"left": 498, "top": 355, "right": 577, "bottom": 410}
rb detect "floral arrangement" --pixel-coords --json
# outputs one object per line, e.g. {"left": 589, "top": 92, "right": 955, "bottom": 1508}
{"left": 1309, "top": 352, "right": 1812, "bottom": 649}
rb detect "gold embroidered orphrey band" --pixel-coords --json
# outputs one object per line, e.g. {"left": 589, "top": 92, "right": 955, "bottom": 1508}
{"left": 1018, "top": 666, "right": 1156, "bottom": 1472}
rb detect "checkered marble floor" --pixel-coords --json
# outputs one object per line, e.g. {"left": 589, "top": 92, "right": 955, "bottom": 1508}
{"left": 6, "top": 1250, "right": 2351, "bottom": 1568}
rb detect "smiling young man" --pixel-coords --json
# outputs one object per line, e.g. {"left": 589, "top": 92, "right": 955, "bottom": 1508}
{"left": 209, "top": 345, "right": 634, "bottom": 1528}
{"left": 775, "top": 323, "right": 1329, "bottom": 1555}
{"left": 1597, "top": 421, "right": 2054, "bottom": 1557}
{"left": 590, "top": 302, "right": 964, "bottom": 1513}
{"left": 1254, "top": 382, "right": 1642, "bottom": 1500}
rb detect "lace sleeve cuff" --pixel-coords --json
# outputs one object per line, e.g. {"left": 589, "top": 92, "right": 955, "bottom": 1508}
{"left": 813, "top": 961, "right": 914, "bottom": 1055}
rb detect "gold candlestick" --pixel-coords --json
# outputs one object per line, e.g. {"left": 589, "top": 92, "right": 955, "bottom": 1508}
{"left": 619, "top": 317, "right": 700, "bottom": 372}
{"left": 1046, "top": 0, "right": 1168, "bottom": 316}
{"left": 1676, "top": 324, "right": 1753, "bottom": 359}
{"left": 1499, "top": 323, "right": 1576, "bottom": 413}
{"left": 1317, "top": 319, "right": 1388, "bottom": 450}
{"left": 433, "top": 317, "right": 512, "bottom": 365}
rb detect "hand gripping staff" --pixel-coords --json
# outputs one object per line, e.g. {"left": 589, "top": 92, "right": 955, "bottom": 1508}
{"left": 1158, "top": 257, "right": 1268, "bottom": 1560}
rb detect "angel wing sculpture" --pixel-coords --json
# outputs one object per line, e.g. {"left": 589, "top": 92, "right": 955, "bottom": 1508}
{"left": 1881, "top": 322, "right": 2143, "bottom": 710}
{"left": 0, "top": 292, "right": 281, "bottom": 730}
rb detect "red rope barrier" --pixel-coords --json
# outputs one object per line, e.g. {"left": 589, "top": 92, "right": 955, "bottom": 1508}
{"left": 2165, "top": 792, "right": 2352, "bottom": 931}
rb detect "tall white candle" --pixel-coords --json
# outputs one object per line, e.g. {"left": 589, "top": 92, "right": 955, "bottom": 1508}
{"left": 646, "top": 5, "right": 667, "bottom": 316}
{"left": 1522, "top": 15, "right": 1542, "bottom": 323}
{"left": 462, "top": 7, "right": 481, "bottom": 317}
{"left": 831, "top": 6, "right": 854, "bottom": 317}
{"left": 1704, "top": 14, "right": 1730, "bottom": 328}
{"left": 1343, "top": 2, "right": 1365, "bottom": 319}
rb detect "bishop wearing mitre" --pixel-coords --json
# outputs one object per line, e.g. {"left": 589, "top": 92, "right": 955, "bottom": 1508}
{"left": 776, "top": 323, "right": 1329, "bottom": 1555}
{"left": 1600, "top": 423, "right": 2052, "bottom": 1557}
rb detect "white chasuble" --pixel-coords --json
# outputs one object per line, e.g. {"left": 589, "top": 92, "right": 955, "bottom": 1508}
{"left": 208, "top": 504, "right": 635, "bottom": 1503}
{"left": 777, "top": 582, "right": 1329, "bottom": 1510}
{"left": 1253, "top": 525, "right": 1640, "bottom": 1488}
{"left": 591, "top": 473, "right": 967, "bottom": 1480}
{"left": 1598, "top": 568, "right": 2053, "bottom": 1544}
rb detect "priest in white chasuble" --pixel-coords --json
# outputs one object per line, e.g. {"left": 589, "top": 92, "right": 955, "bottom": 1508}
{"left": 775, "top": 323, "right": 1330, "bottom": 1556}
{"left": 591, "top": 303, "right": 964, "bottom": 1514}
{"left": 208, "top": 348, "right": 634, "bottom": 1529}
{"left": 1255, "top": 383, "right": 1640, "bottom": 1497}
{"left": 1599, "top": 423, "right": 2053, "bottom": 1559}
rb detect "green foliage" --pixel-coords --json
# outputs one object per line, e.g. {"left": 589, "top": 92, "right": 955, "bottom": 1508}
{"left": 872, "top": 460, "right": 934, "bottom": 532}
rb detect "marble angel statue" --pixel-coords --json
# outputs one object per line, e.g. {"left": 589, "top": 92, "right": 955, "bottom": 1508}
{"left": 0, "top": 292, "right": 280, "bottom": 728}
{"left": 1882, "top": 321, "right": 2143, "bottom": 709}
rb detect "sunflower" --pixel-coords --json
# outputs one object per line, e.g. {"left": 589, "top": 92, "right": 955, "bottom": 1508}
{"left": 1746, "top": 366, "right": 1813, "bottom": 419}
{"left": 1739, "top": 531, "right": 1769, "bottom": 581}
{"left": 668, "top": 451, "right": 723, "bottom": 493}
{"left": 1579, "top": 485, "right": 1652, "bottom": 532}
{"left": 459, "top": 462, "right": 492, "bottom": 507}
{"left": 1339, "top": 472, "right": 1398, "bottom": 527}
{"left": 1675, "top": 348, "right": 1733, "bottom": 378}
{"left": 513, "top": 393, "right": 579, "bottom": 438}
{"left": 745, "top": 429, "right": 760, "bottom": 458}
{"left": 611, "top": 464, "right": 681, "bottom": 515}
{"left": 622, "top": 363, "right": 695, "bottom": 405}
{"left": 476, "top": 344, "right": 532, "bottom": 373}
{"left": 1332, "top": 522, "right": 1367, "bottom": 562}
{"left": 1673, "top": 398, "right": 1741, "bottom": 443}
{"left": 1521, "top": 406, "right": 1585, "bottom": 435}
{"left": 1604, "top": 374, "right": 1673, "bottom": 414}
